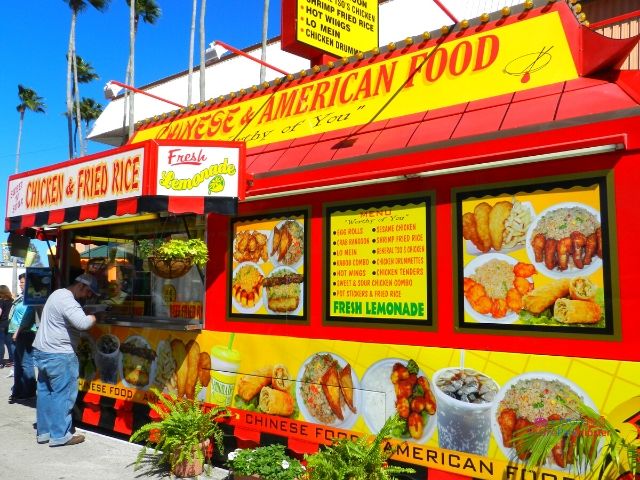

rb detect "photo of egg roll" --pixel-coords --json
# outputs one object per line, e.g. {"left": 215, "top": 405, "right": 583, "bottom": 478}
{"left": 569, "top": 277, "right": 597, "bottom": 301}
{"left": 522, "top": 279, "right": 570, "bottom": 314}
{"left": 553, "top": 298, "right": 602, "bottom": 324}
{"left": 259, "top": 386, "right": 295, "bottom": 416}
{"left": 271, "top": 364, "right": 292, "bottom": 392}
{"left": 237, "top": 366, "right": 272, "bottom": 401}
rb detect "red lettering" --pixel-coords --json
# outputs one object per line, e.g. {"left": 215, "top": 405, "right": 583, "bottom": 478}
{"left": 425, "top": 48, "right": 447, "bottom": 82}
{"left": 474, "top": 34, "right": 499, "bottom": 71}
{"left": 339, "top": 71, "right": 359, "bottom": 103}
{"left": 450, "top": 40, "right": 472, "bottom": 76}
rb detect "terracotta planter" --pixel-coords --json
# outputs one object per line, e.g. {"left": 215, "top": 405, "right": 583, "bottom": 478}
{"left": 171, "top": 439, "right": 210, "bottom": 478}
{"left": 148, "top": 256, "right": 193, "bottom": 279}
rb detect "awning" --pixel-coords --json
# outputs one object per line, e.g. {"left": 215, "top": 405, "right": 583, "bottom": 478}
{"left": 5, "top": 140, "right": 245, "bottom": 232}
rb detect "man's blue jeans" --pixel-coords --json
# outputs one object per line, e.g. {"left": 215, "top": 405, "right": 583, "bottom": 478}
{"left": 33, "top": 349, "right": 79, "bottom": 446}
{"left": 13, "top": 331, "right": 36, "bottom": 397}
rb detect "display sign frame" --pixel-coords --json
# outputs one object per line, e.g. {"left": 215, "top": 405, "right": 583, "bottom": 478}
{"left": 453, "top": 172, "right": 619, "bottom": 338}
{"left": 227, "top": 210, "right": 309, "bottom": 323}
{"left": 282, "top": 0, "right": 379, "bottom": 59}
{"left": 324, "top": 194, "right": 436, "bottom": 329}
{"left": 23, "top": 267, "right": 54, "bottom": 306}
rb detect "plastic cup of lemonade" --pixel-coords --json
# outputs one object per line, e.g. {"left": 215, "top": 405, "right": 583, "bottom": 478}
{"left": 209, "top": 345, "right": 241, "bottom": 406}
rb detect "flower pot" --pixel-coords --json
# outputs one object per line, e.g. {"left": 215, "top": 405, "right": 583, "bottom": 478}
{"left": 171, "top": 439, "right": 210, "bottom": 478}
{"left": 233, "top": 475, "right": 262, "bottom": 480}
{"left": 148, "top": 256, "right": 193, "bottom": 279}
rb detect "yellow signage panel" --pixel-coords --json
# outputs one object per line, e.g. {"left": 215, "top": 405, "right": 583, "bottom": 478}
{"left": 328, "top": 199, "right": 431, "bottom": 324}
{"left": 132, "top": 12, "right": 578, "bottom": 149}
{"left": 296, "top": 0, "right": 378, "bottom": 57}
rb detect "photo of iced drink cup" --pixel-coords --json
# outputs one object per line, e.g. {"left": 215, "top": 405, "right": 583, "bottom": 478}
{"left": 95, "top": 334, "right": 120, "bottom": 384}
{"left": 433, "top": 367, "right": 499, "bottom": 456}
{"left": 209, "top": 345, "right": 241, "bottom": 406}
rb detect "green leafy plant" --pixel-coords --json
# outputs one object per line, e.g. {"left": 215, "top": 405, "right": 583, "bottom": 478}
{"left": 513, "top": 397, "right": 639, "bottom": 479}
{"left": 152, "top": 238, "right": 209, "bottom": 267}
{"left": 227, "top": 444, "right": 305, "bottom": 480}
{"left": 137, "top": 238, "right": 163, "bottom": 259}
{"left": 303, "top": 414, "right": 415, "bottom": 480}
{"left": 130, "top": 385, "right": 229, "bottom": 476}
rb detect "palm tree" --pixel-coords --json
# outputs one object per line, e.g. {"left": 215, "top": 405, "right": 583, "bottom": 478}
{"left": 72, "top": 55, "right": 99, "bottom": 156}
{"left": 260, "top": 0, "right": 270, "bottom": 83}
{"left": 64, "top": 0, "right": 109, "bottom": 159}
{"left": 187, "top": 0, "right": 197, "bottom": 105}
{"left": 71, "top": 97, "right": 103, "bottom": 152}
{"left": 16, "top": 85, "right": 46, "bottom": 174}
{"left": 125, "top": 0, "right": 161, "bottom": 141}
{"left": 199, "top": 0, "right": 206, "bottom": 101}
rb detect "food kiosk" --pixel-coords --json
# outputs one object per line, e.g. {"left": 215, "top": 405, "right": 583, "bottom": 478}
{"left": 6, "top": 2, "right": 640, "bottom": 478}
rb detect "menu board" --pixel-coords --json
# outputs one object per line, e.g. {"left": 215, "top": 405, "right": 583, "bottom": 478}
{"left": 326, "top": 197, "right": 433, "bottom": 326}
{"left": 454, "top": 175, "right": 615, "bottom": 336}
{"left": 228, "top": 212, "right": 307, "bottom": 320}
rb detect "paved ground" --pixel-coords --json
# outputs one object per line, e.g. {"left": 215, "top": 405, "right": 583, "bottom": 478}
{"left": 0, "top": 366, "right": 229, "bottom": 479}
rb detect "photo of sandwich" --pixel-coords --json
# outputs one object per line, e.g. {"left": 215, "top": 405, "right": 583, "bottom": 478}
{"left": 462, "top": 198, "right": 533, "bottom": 254}
{"left": 263, "top": 267, "right": 304, "bottom": 315}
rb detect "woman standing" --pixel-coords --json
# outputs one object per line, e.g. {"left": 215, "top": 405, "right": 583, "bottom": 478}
{"left": 0, "top": 285, "right": 14, "bottom": 369}
{"left": 8, "top": 273, "right": 37, "bottom": 401}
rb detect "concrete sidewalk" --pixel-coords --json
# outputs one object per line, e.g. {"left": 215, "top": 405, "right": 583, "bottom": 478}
{"left": 0, "top": 367, "right": 229, "bottom": 479}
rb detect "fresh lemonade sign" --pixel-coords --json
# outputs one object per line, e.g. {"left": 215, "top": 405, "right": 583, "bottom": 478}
{"left": 156, "top": 145, "right": 241, "bottom": 198}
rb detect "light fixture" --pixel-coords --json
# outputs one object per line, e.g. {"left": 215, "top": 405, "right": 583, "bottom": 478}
{"left": 243, "top": 144, "right": 623, "bottom": 202}
{"left": 103, "top": 80, "right": 185, "bottom": 108}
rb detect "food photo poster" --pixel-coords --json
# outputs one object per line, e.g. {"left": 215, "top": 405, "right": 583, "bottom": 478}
{"left": 228, "top": 212, "right": 307, "bottom": 320}
{"left": 454, "top": 175, "right": 616, "bottom": 336}
{"left": 76, "top": 326, "right": 640, "bottom": 478}
{"left": 23, "top": 267, "right": 53, "bottom": 305}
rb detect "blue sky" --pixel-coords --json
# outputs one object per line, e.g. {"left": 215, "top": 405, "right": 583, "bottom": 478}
{"left": 0, "top": 1, "right": 281, "bottom": 253}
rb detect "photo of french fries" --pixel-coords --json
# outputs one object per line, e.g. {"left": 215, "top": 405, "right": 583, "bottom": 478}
{"left": 462, "top": 198, "right": 532, "bottom": 253}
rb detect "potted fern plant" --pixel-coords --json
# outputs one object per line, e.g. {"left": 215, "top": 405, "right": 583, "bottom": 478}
{"left": 130, "top": 385, "right": 229, "bottom": 478}
{"left": 145, "top": 238, "right": 209, "bottom": 279}
{"left": 303, "top": 414, "right": 416, "bottom": 480}
{"left": 227, "top": 443, "right": 305, "bottom": 480}
{"left": 513, "top": 398, "right": 639, "bottom": 479}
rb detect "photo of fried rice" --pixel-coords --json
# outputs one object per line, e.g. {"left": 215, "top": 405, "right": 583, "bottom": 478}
{"left": 492, "top": 373, "right": 598, "bottom": 470}
{"left": 297, "top": 353, "right": 359, "bottom": 428}
{"left": 463, "top": 254, "right": 535, "bottom": 322}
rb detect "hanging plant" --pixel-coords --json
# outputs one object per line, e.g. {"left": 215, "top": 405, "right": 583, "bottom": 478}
{"left": 144, "top": 238, "right": 208, "bottom": 279}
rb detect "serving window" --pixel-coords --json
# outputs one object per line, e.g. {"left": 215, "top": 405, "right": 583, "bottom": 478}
{"left": 65, "top": 214, "right": 206, "bottom": 330}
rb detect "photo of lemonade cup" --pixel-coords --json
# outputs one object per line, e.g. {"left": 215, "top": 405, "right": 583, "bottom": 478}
{"left": 432, "top": 367, "right": 499, "bottom": 456}
{"left": 95, "top": 334, "right": 121, "bottom": 384}
{"left": 209, "top": 344, "right": 241, "bottom": 406}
